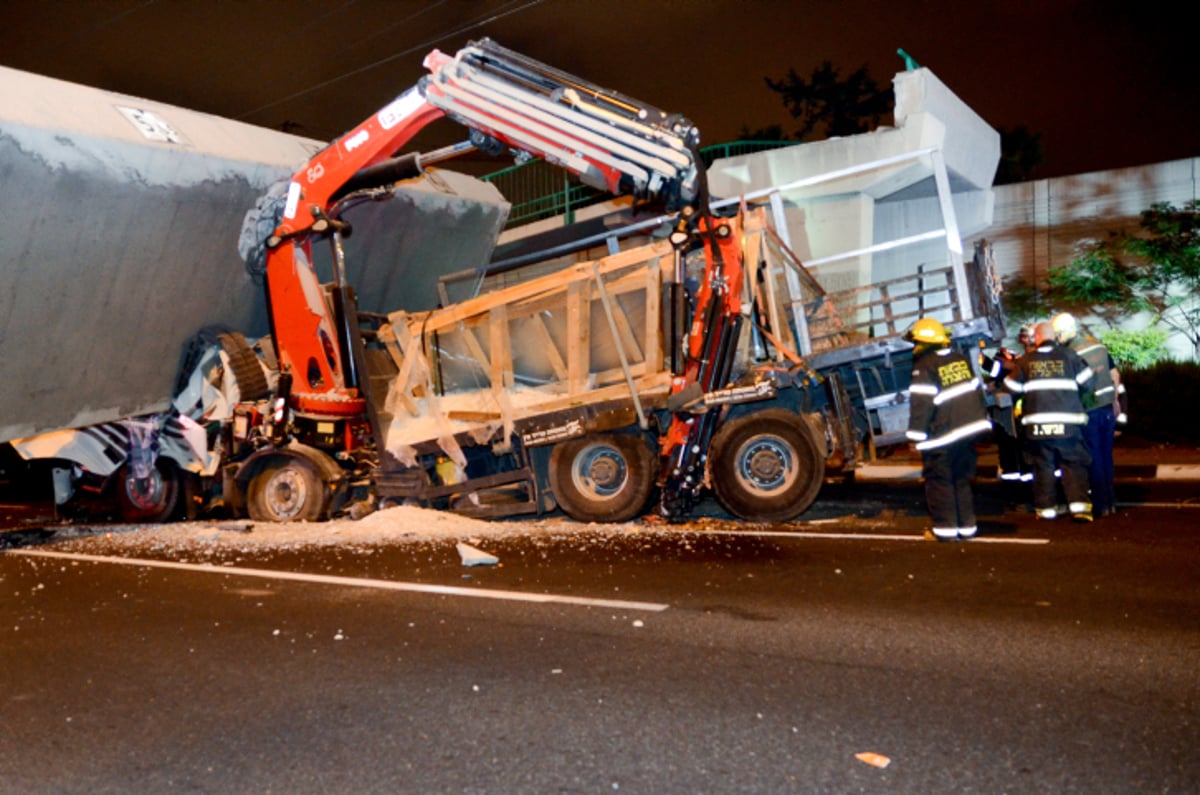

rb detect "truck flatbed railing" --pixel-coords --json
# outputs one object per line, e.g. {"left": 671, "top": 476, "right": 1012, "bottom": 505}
{"left": 443, "top": 145, "right": 972, "bottom": 357}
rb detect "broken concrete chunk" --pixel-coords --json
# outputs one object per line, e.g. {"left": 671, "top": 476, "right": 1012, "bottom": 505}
{"left": 456, "top": 541, "right": 499, "bottom": 567}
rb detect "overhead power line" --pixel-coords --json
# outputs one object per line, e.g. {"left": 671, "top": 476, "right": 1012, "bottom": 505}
{"left": 235, "top": 0, "right": 546, "bottom": 124}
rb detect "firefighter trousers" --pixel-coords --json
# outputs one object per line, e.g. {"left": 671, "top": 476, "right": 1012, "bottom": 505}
{"left": 1029, "top": 430, "right": 1091, "bottom": 514}
{"left": 921, "top": 438, "right": 979, "bottom": 534}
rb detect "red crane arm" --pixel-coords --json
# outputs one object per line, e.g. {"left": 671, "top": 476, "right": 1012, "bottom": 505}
{"left": 259, "top": 38, "right": 703, "bottom": 401}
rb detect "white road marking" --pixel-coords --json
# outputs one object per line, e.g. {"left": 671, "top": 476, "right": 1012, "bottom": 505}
{"left": 714, "top": 529, "right": 1051, "bottom": 544}
{"left": 8, "top": 549, "right": 670, "bottom": 612}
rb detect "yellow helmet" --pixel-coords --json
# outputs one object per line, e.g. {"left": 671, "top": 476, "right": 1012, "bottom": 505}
{"left": 907, "top": 317, "right": 949, "bottom": 344}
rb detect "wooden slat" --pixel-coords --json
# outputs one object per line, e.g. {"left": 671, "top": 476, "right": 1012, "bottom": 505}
{"left": 504, "top": 264, "right": 655, "bottom": 323}
{"left": 606, "top": 292, "right": 644, "bottom": 364}
{"left": 446, "top": 410, "right": 503, "bottom": 422}
{"left": 380, "top": 313, "right": 421, "bottom": 416}
{"left": 748, "top": 228, "right": 782, "bottom": 362}
{"left": 488, "top": 304, "right": 513, "bottom": 391}
{"left": 508, "top": 373, "right": 674, "bottom": 418}
{"left": 643, "top": 256, "right": 661, "bottom": 372}
{"left": 458, "top": 326, "right": 492, "bottom": 384}
{"left": 566, "top": 280, "right": 590, "bottom": 395}
{"left": 590, "top": 361, "right": 649, "bottom": 386}
{"left": 823, "top": 265, "right": 953, "bottom": 302}
{"left": 405, "top": 238, "right": 674, "bottom": 337}
{"left": 528, "top": 312, "right": 569, "bottom": 380}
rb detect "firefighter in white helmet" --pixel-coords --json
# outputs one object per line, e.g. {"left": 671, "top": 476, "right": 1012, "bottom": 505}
{"left": 1052, "top": 312, "right": 1126, "bottom": 517}
{"left": 1004, "top": 321, "right": 1094, "bottom": 521}
{"left": 905, "top": 318, "right": 993, "bottom": 541}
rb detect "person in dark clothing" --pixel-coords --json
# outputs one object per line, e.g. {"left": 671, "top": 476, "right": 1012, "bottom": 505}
{"left": 1017, "top": 324, "right": 1037, "bottom": 355}
{"left": 1052, "top": 312, "right": 1127, "bottom": 518}
{"left": 1011, "top": 324, "right": 1039, "bottom": 486}
{"left": 905, "top": 318, "right": 993, "bottom": 541}
{"left": 1004, "top": 321, "right": 1094, "bottom": 521}
{"left": 980, "top": 345, "right": 1027, "bottom": 486}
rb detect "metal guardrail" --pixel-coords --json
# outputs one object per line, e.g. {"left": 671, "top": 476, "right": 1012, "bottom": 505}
{"left": 480, "top": 141, "right": 800, "bottom": 228}
{"left": 479, "top": 159, "right": 598, "bottom": 227}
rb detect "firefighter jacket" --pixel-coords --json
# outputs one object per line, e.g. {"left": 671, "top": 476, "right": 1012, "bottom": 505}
{"left": 906, "top": 346, "right": 992, "bottom": 451}
{"left": 1004, "top": 343, "right": 1092, "bottom": 434}
{"left": 1068, "top": 335, "right": 1127, "bottom": 421}
{"left": 979, "top": 348, "right": 1019, "bottom": 435}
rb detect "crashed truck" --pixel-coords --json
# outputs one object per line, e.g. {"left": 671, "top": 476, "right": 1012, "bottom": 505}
{"left": 5, "top": 40, "right": 1004, "bottom": 524}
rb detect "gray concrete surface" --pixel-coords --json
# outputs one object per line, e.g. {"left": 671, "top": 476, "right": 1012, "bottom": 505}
{"left": 1, "top": 66, "right": 507, "bottom": 443}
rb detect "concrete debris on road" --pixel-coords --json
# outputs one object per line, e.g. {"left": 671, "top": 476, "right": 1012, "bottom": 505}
{"left": 456, "top": 541, "right": 499, "bottom": 567}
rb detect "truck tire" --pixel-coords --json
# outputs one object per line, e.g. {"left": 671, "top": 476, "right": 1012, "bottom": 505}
{"left": 247, "top": 456, "right": 329, "bottom": 522}
{"left": 709, "top": 409, "right": 825, "bottom": 522}
{"left": 549, "top": 434, "right": 656, "bottom": 523}
{"left": 115, "top": 460, "right": 180, "bottom": 523}
{"left": 217, "top": 331, "right": 271, "bottom": 401}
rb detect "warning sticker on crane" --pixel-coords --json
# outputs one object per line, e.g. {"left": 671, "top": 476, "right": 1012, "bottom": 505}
{"left": 378, "top": 87, "right": 426, "bottom": 131}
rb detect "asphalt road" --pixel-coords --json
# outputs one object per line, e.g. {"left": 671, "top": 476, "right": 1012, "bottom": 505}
{"left": 1, "top": 480, "right": 1198, "bottom": 794}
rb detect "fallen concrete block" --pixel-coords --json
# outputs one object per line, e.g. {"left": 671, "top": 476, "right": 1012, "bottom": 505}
{"left": 456, "top": 541, "right": 499, "bottom": 567}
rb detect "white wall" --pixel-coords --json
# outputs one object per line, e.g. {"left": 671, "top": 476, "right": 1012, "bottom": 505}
{"left": 981, "top": 157, "right": 1199, "bottom": 357}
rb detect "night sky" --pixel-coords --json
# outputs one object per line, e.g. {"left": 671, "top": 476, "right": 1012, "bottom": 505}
{"left": 2, "top": 0, "right": 1196, "bottom": 180}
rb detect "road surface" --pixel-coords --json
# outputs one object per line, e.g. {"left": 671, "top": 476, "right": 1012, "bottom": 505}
{"left": 2, "top": 479, "right": 1197, "bottom": 793}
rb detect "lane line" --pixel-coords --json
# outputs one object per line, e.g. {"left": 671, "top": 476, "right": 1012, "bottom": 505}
{"left": 7, "top": 549, "right": 670, "bottom": 612}
{"left": 1127, "top": 501, "right": 1200, "bottom": 509}
{"left": 712, "top": 530, "right": 1051, "bottom": 544}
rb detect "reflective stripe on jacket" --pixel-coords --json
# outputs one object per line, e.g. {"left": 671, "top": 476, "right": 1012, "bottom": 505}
{"left": 1070, "top": 336, "right": 1118, "bottom": 409}
{"left": 1004, "top": 343, "right": 1091, "bottom": 427}
{"left": 906, "top": 347, "right": 991, "bottom": 451}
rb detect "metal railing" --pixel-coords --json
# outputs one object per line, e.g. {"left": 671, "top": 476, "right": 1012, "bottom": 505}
{"left": 480, "top": 141, "right": 800, "bottom": 228}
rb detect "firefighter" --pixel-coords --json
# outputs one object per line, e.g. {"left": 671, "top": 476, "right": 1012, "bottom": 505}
{"left": 998, "top": 321, "right": 1046, "bottom": 494}
{"left": 980, "top": 344, "right": 1026, "bottom": 487}
{"left": 905, "top": 318, "right": 993, "bottom": 541}
{"left": 1052, "top": 312, "right": 1127, "bottom": 517}
{"left": 1004, "top": 321, "right": 1094, "bottom": 521}
{"left": 1017, "top": 324, "right": 1037, "bottom": 354}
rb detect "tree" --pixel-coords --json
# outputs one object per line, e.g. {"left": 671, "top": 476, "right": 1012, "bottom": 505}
{"left": 763, "top": 61, "right": 893, "bottom": 142}
{"left": 1045, "top": 237, "right": 1139, "bottom": 327}
{"left": 995, "top": 126, "right": 1045, "bottom": 185}
{"left": 735, "top": 123, "right": 790, "bottom": 142}
{"left": 997, "top": 274, "right": 1048, "bottom": 329}
{"left": 1123, "top": 201, "right": 1200, "bottom": 357}
{"left": 1007, "top": 200, "right": 1200, "bottom": 363}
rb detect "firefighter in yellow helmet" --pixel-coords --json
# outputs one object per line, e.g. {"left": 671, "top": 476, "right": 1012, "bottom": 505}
{"left": 905, "top": 318, "right": 993, "bottom": 540}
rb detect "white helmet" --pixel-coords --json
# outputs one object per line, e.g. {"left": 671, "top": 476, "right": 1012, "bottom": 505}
{"left": 1051, "top": 312, "right": 1077, "bottom": 343}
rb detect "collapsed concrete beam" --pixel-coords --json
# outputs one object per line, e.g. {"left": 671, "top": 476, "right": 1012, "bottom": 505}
{"left": 0, "top": 66, "right": 508, "bottom": 442}
{"left": 707, "top": 68, "right": 1000, "bottom": 204}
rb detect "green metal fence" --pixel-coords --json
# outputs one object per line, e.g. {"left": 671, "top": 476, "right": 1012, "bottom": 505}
{"left": 480, "top": 140, "right": 799, "bottom": 229}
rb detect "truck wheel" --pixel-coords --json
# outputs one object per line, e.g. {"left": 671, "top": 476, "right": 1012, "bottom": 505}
{"left": 115, "top": 460, "right": 180, "bottom": 523}
{"left": 247, "top": 457, "right": 329, "bottom": 522}
{"left": 549, "top": 434, "right": 655, "bottom": 523}
{"left": 217, "top": 331, "right": 272, "bottom": 401}
{"left": 709, "top": 409, "right": 825, "bottom": 522}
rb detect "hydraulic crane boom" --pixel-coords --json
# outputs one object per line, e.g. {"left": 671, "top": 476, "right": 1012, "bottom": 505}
{"left": 259, "top": 38, "right": 704, "bottom": 406}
